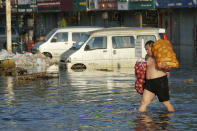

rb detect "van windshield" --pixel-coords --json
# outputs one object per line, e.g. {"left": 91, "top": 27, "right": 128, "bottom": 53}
{"left": 72, "top": 34, "right": 90, "bottom": 49}
{"left": 44, "top": 29, "right": 56, "bottom": 42}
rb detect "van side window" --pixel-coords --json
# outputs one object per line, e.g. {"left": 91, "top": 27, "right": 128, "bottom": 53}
{"left": 53, "top": 32, "right": 68, "bottom": 42}
{"left": 72, "top": 33, "right": 84, "bottom": 42}
{"left": 137, "top": 35, "right": 156, "bottom": 45}
{"left": 86, "top": 37, "right": 107, "bottom": 50}
{"left": 112, "top": 36, "right": 134, "bottom": 49}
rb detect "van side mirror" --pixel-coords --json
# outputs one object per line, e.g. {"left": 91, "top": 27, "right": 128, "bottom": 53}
{"left": 84, "top": 45, "right": 90, "bottom": 51}
{"left": 51, "top": 37, "right": 57, "bottom": 42}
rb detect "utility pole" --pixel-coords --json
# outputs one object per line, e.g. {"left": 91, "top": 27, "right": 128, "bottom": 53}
{"left": 139, "top": 12, "right": 143, "bottom": 28}
{"left": 0, "top": 0, "right": 2, "bottom": 8}
{"left": 6, "top": 0, "right": 12, "bottom": 52}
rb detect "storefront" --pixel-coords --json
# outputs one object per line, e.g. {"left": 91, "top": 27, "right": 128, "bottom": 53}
{"left": 127, "top": 0, "right": 157, "bottom": 27}
{"left": 17, "top": 0, "right": 37, "bottom": 51}
{"left": 157, "top": 0, "right": 197, "bottom": 65}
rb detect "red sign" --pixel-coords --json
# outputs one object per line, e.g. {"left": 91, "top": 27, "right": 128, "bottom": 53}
{"left": 98, "top": 0, "right": 117, "bottom": 10}
{"left": 37, "top": 0, "right": 60, "bottom": 7}
{"left": 37, "top": 0, "right": 61, "bottom": 11}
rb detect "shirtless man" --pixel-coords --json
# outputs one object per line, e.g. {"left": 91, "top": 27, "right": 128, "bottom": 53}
{"left": 138, "top": 40, "right": 175, "bottom": 112}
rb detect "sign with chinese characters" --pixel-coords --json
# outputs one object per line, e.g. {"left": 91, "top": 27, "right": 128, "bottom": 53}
{"left": 128, "top": 0, "right": 156, "bottom": 10}
{"left": 87, "top": 0, "right": 98, "bottom": 10}
{"left": 156, "top": 0, "right": 197, "bottom": 8}
{"left": 118, "top": 1, "right": 128, "bottom": 10}
{"left": 18, "top": 0, "right": 37, "bottom": 12}
{"left": 98, "top": 0, "right": 117, "bottom": 10}
{"left": 73, "top": 0, "right": 87, "bottom": 11}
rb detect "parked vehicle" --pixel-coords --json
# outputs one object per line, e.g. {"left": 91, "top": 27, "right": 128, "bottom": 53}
{"left": 59, "top": 27, "right": 167, "bottom": 70}
{"left": 0, "top": 26, "right": 20, "bottom": 50}
{"left": 32, "top": 26, "right": 103, "bottom": 61}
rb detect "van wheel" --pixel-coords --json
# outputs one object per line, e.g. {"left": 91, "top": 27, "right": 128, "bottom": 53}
{"left": 43, "top": 52, "right": 52, "bottom": 58}
{"left": 71, "top": 63, "right": 86, "bottom": 72}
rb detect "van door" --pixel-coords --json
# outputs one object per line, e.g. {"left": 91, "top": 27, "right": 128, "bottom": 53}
{"left": 111, "top": 36, "right": 136, "bottom": 68}
{"left": 83, "top": 36, "right": 111, "bottom": 69}
{"left": 50, "top": 32, "right": 69, "bottom": 58}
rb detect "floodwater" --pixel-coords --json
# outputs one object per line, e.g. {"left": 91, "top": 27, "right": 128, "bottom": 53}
{"left": 0, "top": 48, "right": 197, "bottom": 130}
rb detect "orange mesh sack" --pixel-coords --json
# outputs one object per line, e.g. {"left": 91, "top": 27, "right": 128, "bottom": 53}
{"left": 152, "top": 39, "right": 179, "bottom": 68}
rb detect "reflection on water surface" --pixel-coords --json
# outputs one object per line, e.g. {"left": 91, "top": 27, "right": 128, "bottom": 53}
{"left": 0, "top": 44, "right": 197, "bottom": 130}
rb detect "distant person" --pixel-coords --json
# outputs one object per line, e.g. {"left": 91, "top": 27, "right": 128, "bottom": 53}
{"left": 59, "top": 18, "right": 67, "bottom": 27}
{"left": 138, "top": 40, "right": 175, "bottom": 112}
{"left": 19, "top": 31, "right": 28, "bottom": 52}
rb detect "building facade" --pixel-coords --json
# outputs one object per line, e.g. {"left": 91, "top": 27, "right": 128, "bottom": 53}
{"left": 0, "top": 0, "right": 197, "bottom": 64}
{"left": 157, "top": 0, "right": 197, "bottom": 65}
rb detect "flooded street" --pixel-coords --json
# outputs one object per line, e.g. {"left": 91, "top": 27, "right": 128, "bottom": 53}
{"left": 0, "top": 49, "right": 197, "bottom": 130}
{"left": 0, "top": 0, "right": 197, "bottom": 129}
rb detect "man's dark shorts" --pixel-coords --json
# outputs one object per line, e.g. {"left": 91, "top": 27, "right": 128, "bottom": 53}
{"left": 144, "top": 75, "right": 170, "bottom": 102}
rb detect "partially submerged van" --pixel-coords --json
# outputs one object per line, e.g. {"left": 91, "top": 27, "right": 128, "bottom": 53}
{"left": 32, "top": 26, "right": 103, "bottom": 61}
{"left": 59, "top": 27, "right": 167, "bottom": 70}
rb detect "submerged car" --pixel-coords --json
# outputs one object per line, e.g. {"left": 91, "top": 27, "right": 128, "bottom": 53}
{"left": 59, "top": 27, "right": 167, "bottom": 71}
{"left": 32, "top": 26, "right": 103, "bottom": 61}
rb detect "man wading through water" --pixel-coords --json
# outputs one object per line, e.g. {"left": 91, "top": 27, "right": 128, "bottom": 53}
{"left": 138, "top": 40, "right": 175, "bottom": 112}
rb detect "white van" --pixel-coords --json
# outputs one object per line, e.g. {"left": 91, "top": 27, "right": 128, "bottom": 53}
{"left": 32, "top": 26, "right": 103, "bottom": 61}
{"left": 59, "top": 27, "right": 167, "bottom": 70}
